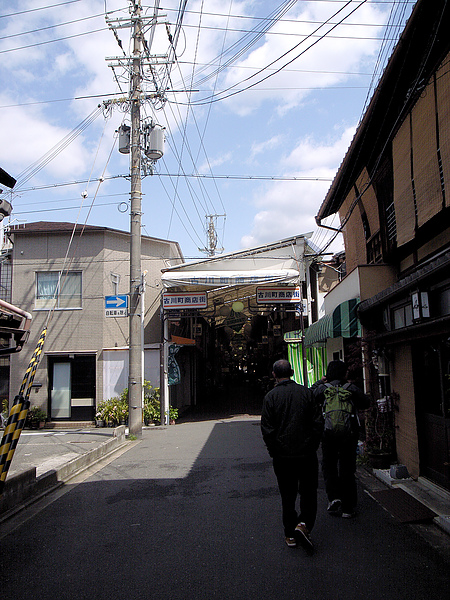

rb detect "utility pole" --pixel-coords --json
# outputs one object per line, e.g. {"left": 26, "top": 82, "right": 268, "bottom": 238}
{"left": 128, "top": 0, "right": 144, "bottom": 437}
{"left": 199, "top": 214, "right": 225, "bottom": 256}
{"left": 105, "top": 1, "right": 170, "bottom": 435}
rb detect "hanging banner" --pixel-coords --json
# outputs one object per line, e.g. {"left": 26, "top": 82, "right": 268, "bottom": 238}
{"left": 168, "top": 345, "right": 181, "bottom": 385}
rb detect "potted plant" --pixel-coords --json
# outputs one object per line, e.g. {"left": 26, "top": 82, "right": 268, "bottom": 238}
{"left": 118, "top": 390, "right": 129, "bottom": 425}
{"left": 96, "top": 398, "right": 116, "bottom": 427}
{"left": 27, "top": 406, "right": 47, "bottom": 429}
{"left": 95, "top": 411, "right": 105, "bottom": 427}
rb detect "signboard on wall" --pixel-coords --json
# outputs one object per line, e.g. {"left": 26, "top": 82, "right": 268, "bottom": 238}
{"left": 163, "top": 292, "right": 207, "bottom": 309}
{"left": 256, "top": 287, "right": 301, "bottom": 304}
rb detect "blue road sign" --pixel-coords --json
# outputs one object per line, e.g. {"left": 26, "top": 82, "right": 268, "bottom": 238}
{"left": 105, "top": 295, "right": 128, "bottom": 309}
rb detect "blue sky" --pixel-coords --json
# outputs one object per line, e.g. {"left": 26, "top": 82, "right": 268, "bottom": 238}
{"left": 0, "top": 1, "right": 414, "bottom": 260}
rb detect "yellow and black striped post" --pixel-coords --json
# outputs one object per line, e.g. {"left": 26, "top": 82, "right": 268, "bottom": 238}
{"left": 0, "top": 395, "right": 30, "bottom": 493}
{"left": 0, "top": 327, "right": 47, "bottom": 494}
{"left": 20, "top": 327, "right": 47, "bottom": 401}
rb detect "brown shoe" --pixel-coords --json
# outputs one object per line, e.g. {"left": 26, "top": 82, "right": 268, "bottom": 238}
{"left": 285, "top": 536, "right": 297, "bottom": 548}
{"left": 294, "top": 522, "right": 314, "bottom": 553}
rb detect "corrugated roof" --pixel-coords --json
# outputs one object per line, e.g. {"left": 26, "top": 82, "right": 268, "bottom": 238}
{"left": 10, "top": 221, "right": 105, "bottom": 234}
{"left": 9, "top": 221, "right": 184, "bottom": 254}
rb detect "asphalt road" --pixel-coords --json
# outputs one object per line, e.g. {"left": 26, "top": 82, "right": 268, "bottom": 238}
{"left": 0, "top": 417, "right": 449, "bottom": 600}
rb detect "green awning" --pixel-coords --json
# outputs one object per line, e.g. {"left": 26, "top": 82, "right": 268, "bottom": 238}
{"left": 284, "top": 298, "right": 361, "bottom": 347}
{"left": 304, "top": 313, "right": 333, "bottom": 346}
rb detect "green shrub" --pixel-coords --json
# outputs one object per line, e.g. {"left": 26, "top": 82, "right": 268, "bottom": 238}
{"left": 28, "top": 406, "right": 47, "bottom": 423}
{"left": 96, "top": 397, "right": 124, "bottom": 424}
{"left": 97, "top": 380, "right": 177, "bottom": 426}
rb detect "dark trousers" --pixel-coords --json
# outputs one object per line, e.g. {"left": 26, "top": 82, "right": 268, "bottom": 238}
{"left": 272, "top": 453, "right": 318, "bottom": 537}
{"left": 321, "top": 433, "right": 357, "bottom": 512}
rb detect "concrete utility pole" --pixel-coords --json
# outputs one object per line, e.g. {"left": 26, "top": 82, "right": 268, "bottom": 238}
{"left": 128, "top": 0, "right": 144, "bottom": 438}
{"left": 105, "top": 1, "right": 169, "bottom": 435}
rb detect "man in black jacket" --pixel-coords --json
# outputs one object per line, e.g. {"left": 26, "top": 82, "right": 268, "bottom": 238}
{"left": 261, "top": 359, "right": 323, "bottom": 551}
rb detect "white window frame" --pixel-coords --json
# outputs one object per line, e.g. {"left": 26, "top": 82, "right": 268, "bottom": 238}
{"left": 35, "top": 271, "right": 82, "bottom": 310}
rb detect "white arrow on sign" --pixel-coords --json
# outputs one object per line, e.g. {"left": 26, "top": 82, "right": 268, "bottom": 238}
{"left": 106, "top": 296, "right": 127, "bottom": 308}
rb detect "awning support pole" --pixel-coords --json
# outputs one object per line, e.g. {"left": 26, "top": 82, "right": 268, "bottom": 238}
{"left": 299, "top": 300, "right": 308, "bottom": 386}
{"left": 160, "top": 314, "right": 170, "bottom": 426}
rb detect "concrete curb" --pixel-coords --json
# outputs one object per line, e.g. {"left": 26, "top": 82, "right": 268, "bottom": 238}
{"left": 0, "top": 425, "right": 128, "bottom": 520}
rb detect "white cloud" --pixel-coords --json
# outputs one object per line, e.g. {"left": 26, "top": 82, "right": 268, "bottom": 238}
{"left": 54, "top": 52, "right": 76, "bottom": 75}
{"left": 240, "top": 126, "right": 355, "bottom": 250}
{"left": 221, "top": 2, "right": 387, "bottom": 116}
{"left": 0, "top": 1, "right": 407, "bottom": 257}
{"left": 198, "top": 152, "right": 232, "bottom": 172}
{"left": 250, "top": 135, "right": 284, "bottom": 160}
{"left": 283, "top": 126, "right": 356, "bottom": 170}
{"left": 0, "top": 94, "right": 90, "bottom": 181}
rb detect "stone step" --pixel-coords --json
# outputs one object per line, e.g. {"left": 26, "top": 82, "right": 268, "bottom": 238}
{"left": 43, "top": 421, "right": 95, "bottom": 430}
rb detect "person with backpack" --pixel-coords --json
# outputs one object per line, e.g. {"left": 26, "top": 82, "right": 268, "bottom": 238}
{"left": 261, "top": 359, "right": 323, "bottom": 551}
{"left": 311, "top": 360, "right": 370, "bottom": 518}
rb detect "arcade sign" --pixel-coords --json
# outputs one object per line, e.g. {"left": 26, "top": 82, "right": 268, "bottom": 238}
{"left": 163, "top": 292, "right": 207, "bottom": 310}
{"left": 256, "top": 286, "right": 301, "bottom": 304}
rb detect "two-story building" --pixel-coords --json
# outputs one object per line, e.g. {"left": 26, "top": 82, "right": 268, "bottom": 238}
{"left": 7, "top": 222, "right": 183, "bottom": 423}
{"left": 316, "top": 0, "right": 450, "bottom": 490}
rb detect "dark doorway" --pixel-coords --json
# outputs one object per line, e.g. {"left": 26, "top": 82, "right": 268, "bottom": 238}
{"left": 413, "top": 337, "right": 450, "bottom": 490}
{"left": 48, "top": 354, "right": 96, "bottom": 421}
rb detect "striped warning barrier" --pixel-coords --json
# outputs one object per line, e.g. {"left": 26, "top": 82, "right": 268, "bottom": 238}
{"left": 0, "top": 395, "right": 30, "bottom": 491}
{"left": 0, "top": 327, "right": 47, "bottom": 494}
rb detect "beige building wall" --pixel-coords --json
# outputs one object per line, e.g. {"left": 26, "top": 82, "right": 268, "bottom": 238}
{"left": 9, "top": 226, "right": 183, "bottom": 414}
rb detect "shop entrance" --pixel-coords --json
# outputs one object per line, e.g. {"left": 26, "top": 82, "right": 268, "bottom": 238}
{"left": 160, "top": 234, "right": 317, "bottom": 424}
{"left": 169, "top": 307, "right": 300, "bottom": 420}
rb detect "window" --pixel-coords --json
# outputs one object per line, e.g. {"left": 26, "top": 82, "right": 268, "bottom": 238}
{"left": 392, "top": 303, "right": 413, "bottom": 329}
{"left": 36, "top": 271, "right": 82, "bottom": 310}
{"left": 0, "top": 259, "right": 12, "bottom": 303}
{"left": 367, "top": 231, "right": 382, "bottom": 264}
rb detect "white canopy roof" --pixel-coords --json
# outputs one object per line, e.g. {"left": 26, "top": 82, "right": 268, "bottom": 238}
{"left": 161, "top": 234, "right": 313, "bottom": 293}
{"left": 161, "top": 268, "right": 300, "bottom": 289}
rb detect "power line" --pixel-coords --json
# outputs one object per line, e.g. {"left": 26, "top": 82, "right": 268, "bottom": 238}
{"left": 0, "top": 85, "right": 368, "bottom": 110}
{"left": 16, "top": 173, "right": 333, "bottom": 194}
{"left": 0, "top": 0, "right": 83, "bottom": 19}
{"left": 173, "top": 0, "right": 372, "bottom": 106}
{"left": 0, "top": 26, "right": 108, "bottom": 54}
{"left": 0, "top": 12, "right": 106, "bottom": 41}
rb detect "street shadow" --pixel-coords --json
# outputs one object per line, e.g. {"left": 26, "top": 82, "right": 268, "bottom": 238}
{"left": 1, "top": 420, "right": 448, "bottom": 600}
